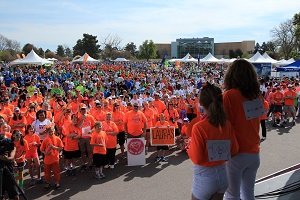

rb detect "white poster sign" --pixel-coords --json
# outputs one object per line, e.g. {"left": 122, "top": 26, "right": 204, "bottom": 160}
{"left": 127, "top": 138, "right": 146, "bottom": 166}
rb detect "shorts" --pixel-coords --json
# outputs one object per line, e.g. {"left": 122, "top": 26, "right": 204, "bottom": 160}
{"left": 192, "top": 164, "right": 228, "bottom": 200}
{"left": 64, "top": 150, "right": 81, "bottom": 160}
{"left": 93, "top": 153, "right": 106, "bottom": 167}
{"left": 157, "top": 145, "right": 169, "bottom": 150}
{"left": 2, "top": 171, "right": 19, "bottom": 199}
{"left": 274, "top": 105, "right": 282, "bottom": 113}
{"left": 14, "top": 162, "right": 25, "bottom": 168}
{"left": 117, "top": 131, "right": 126, "bottom": 146}
{"left": 79, "top": 138, "right": 92, "bottom": 153}
{"left": 283, "top": 105, "right": 296, "bottom": 114}
{"left": 175, "top": 128, "right": 180, "bottom": 137}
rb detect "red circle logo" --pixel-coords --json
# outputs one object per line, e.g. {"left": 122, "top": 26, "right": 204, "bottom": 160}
{"left": 128, "top": 139, "right": 144, "bottom": 155}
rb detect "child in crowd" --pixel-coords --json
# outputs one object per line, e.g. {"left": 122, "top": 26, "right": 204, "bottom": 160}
{"left": 12, "top": 130, "right": 28, "bottom": 189}
{"left": 24, "top": 124, "right": 42, "bottom": 186}
{"left": 40, "top": 125, "right": 64, "bottom": 190}
{"left": 90, "top": 122, "right": 108, "bottom": 179}
{"left": 154, "top": 113, "right": 169, "bottom": 162}
{"left": 188, "top": 83, "right": 239, "bottom": 200}
{"left": 176, "top": 117, "right": 190, "bottom": 151}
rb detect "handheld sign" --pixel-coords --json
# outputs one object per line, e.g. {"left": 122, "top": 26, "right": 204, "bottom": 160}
{"left": 150, "top": 126, "right": 175, "bottom": 146}
{"left": 207, "top": 140, "right": 231, "bottom": 162}
{"left": 127, "top": 138, "right": 146, "bottom": 166}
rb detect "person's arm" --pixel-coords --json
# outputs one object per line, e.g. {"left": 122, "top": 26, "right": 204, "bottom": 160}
{"left": 0, "top": 146, "right": 16, "bottom": 162}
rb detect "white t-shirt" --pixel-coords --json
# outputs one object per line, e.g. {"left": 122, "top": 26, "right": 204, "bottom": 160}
{"left": 32, "top": 119, "right": 51, "bottom": 140}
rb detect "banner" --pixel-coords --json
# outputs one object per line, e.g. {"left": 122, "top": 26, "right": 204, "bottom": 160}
{"left": 150, "top": 126, "right": 175, "bottom": 146}
{"left": 127, "top": 138, "right": 146, "bottom": 166}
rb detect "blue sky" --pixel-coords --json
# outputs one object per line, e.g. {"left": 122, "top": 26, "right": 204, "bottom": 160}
{"left": 1, "top": 0, "right": 300, "bottom": 52}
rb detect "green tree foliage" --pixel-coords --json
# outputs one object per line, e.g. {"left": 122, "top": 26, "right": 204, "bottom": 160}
{"left": 38, "top": 48, "right": 44, "bottom": 58}
{"left": 56, "top": 45, "right": 65, "bottom": 57}
{"left": 293, "top": 12, "right": 300, "bottom": 54}
{"left": 64, "top": 47, "right": 72, "bottom": 58}
{"left": 253, "top": 43, "right": 262, "bottom": 54}
{"left": 228, "top": 49, "right": 236, "bottom": 58}
{"left": 73, "top": 33, "right": 100, "bottom": 59}
{"left": 124, "top": 42, "right": 138, "bottom": 57}
{"left": 235, "top": 49, "right": 243, "bottom": 58}
{"left": 138, "top": 40, "right": 157, "bottom": 61}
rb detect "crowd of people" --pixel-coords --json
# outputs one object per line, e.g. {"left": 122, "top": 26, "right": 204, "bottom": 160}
{"left": 0, "top": 59, "right": 299, "bottom": 199}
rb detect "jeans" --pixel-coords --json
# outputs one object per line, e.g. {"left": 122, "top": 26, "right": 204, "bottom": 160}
{"left": 192, "top": 164, "right": 228, "bottom": 200}
{"left": 224, "top": 153, "right": 260, "bottom": 200}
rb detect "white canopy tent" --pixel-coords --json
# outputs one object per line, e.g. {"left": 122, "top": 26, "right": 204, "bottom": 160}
{"left": 275, "top": 58, "right": 296, "bottom": 67}
{"left": 168, "top": 53, "right": 198, "bottom": 63}
{"left": 10, "top": 49, "right": 53, "bottom": 66}
{"left": 201, "top": 53, "right": 219, "bottom": 63}
{"left": 112, "top": 58, "right": 130, "bottom": 62}
{"left": 248, "top": 52, "right": 270, "bottom": 63}
{"left": 72, "top": 53, "right": 99, "bottom": 63}
{"left": 262, "top": 52, "right": 278, "bottom": 64}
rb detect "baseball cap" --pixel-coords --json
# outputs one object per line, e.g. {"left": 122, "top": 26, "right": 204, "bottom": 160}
{"left": 79, "top": 103, "right": 87, "bottom": 109}
{"left": 183, "top": 118, "right": 189, "bottom": 122}
{"left": 14, "top": 107, "right": 20, "bottom": 112}
{"left": 95, "top": 100, "right": 100, "bottom": 104}
{"left": 288, "top": 84, "right": 293, "bottom": 88}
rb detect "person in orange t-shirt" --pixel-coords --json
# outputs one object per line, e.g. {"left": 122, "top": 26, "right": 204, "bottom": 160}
{"left": 153, "top": 113, "right": 170, "bottom": 162}
{"left": 112, "top": 103, "right": 126, "bottom": 158}
{"left": 0, "top": 101, "right": 13, "bottom": 121}
{"left": 102, "top": 112, "right": 118, "bottom": 169}
{"left": 63, "top": 114, "right": 81, "bottom": 176}
{"left": 0, "top": 123, "right": 12, "bottom": 138}
{"left": 9, "top": 107, "right": 27, "bottom": 135}
{"left": 89, "top": 101, "right": 107, "bottom": 122}
{"left": 152, "top": 93, "right": 166, "bottom": 114}
{"left": 142, "top": 101, "right": 154, "bottom": 154}
{"left": 283, "top": 84, "right": 296, "bottom": 125}
{"left": 163, "top": 102, "right": 179, "bottom": 136}
{"left": 90, "top": 122, "right": 108, "bottom": 179}
{"left": 222, "top": 60, "right": 261, "bottom": 200}
{"left": 260, "top": 99, "right": 269, "bottom": 140}
{"left": 176, "top": 118, "right": 190, "bottom": 151}
{"left": 12, "top": 130, "right": 29, "bottom": 189}
{"left": 40, "top": 125, "right": 64, "bottom": 190}
{"left": 24, "top": 124, "right": 42, "bottom": 186}
{"left": 189, "top": 83, "right": 239, "bottom": 200}
{"left": 25, "top": 103, "right": 37, "bottom": 125}
{"left": 124, "top": 103, "right": 147, "bottom": 138}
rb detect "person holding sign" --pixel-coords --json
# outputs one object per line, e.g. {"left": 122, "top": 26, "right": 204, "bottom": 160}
{"left": 189, "top": 83, "right": 239, "bottom": 200}
{"left": 153, "top": 113, "right": 170, "bottom": 162}
{"left": 77, "top": 103, "right": 96, "bottom": 173}
{"left": 223, "top": 60, "right": 262, "bottom": 200}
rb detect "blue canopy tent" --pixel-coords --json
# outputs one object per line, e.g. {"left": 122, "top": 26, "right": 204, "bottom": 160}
{"left": 276, "top": 60, "right": 300, "bottom": 72}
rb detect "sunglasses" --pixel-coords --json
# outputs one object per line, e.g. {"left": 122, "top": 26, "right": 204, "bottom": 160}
{"left": 133, "top": 106, "right": 139, "bottom": 108}
{"left": 14, "top": 133, "right": 22, "bottom": 137}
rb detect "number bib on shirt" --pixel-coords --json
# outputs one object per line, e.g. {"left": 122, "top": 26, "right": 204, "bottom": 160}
{"left": 242, "top": 98, "right": 264, "bottom": 120}
{"left": 82, "top": 126, "right": 91, "bottom": 137}
{"left": 207, "top": 140, "right": 231, "bottom": 162}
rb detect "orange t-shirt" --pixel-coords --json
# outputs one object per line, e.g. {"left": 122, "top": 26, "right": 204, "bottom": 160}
{"left": 26, "top": 111, "right": 36, "bottom": 125}
{"left": 77, "top": 114, "right": 96, "bottom": 138}
{"left": 40, "top": 135, "right": 64, "bottom": 165}
{"left": 261, "top": 100, "right": 269, "bottom": 120}
{"left": 102, "top": 121, "right": 118, "bottom": 148}
{"left": 153, "top": 100, "right": 166, "bottom": 114}
{"left": 14, "top": 140, "right": 29, "bottom": 163}
{"left": 273, "top": 91, "right": 284, "bottom": 106}
{"left": 283, "top": 90, "right": 296, "bottom": 106}
{"left": 188, "top": 118, "right": 239, "bottom": 167}
{"left": 90, "top": 130, "right": 107, "bottom": 154}
{"left": 9, "top": 117, "right": 27, "bottom": 134}
{"left": 124, "top": 110, "right": 147, "bottom": 136}
{"left": 154, "top": 121, "right": 169, "bottom": 127}
{"left": 112, "top": 111, "right": 125, "bottom": 132}
{"left": 24, "top": 134, "right": 41, "bottom": 155}
{"left": 163, "top": 109, "right": 179, "bottom": 128}
{"left": 89, "top": 109, "right": 107, "bottom": 122}
{"left": 64, "top": 124, "right": 80, "bottom": 151}
{"left": 223, "top": 88, "right": 261, "bottom": 154}
{"left": 143, "top": 108, "right": 154, "bottom": 129}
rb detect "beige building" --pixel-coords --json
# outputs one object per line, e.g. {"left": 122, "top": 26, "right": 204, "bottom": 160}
{"left": 156, "top": 40, "right": 255, "bottom": 59}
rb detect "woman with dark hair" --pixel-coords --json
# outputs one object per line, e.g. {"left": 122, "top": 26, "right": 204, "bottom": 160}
{"left": 189, "top": 83, "right": 239, "bottom": 200}
{"left": 112, "top": 103, "right": 126, "bottom": 158}
{"left": 9, "top": 107, "right": 27, "bottom": 134}
{"left": 222, "top": 60, "right": 262, "bottom": 200}
{"left": 17, "top": 99, "right": 27, "bottom": 116}
{"left": 163, "top": 102, "right": 180, "bottom": 137}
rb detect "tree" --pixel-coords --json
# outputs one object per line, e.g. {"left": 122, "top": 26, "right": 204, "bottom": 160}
{"left": 64, "top": 45, "right": 72, "bottom": 58}
{"left": 45, "top": 49, "right": 51, "bottom": 54}
{"left": 253, "top": 43, "right": 262, "bottom": 54}
{"left": 270, "top": 19, "right": 296, "bottom": 59}
{"left": 22, "top": 43, "right": 38, "bottom": 55}
{"left": 38, "top": 48, "right": 44, "bottom": 58}
{"left": 228, "top": 49, "right": 236, "bottom": 58}
{"left": 56, "top": 45, "right": 65, "bottom": 57}
{"left": 265, "top": 41, "right": 277, "bottom": 52}
{"left": 124, "top": 42, "right": 138, "bottom": 57}
{"left": 293, "top": 12, "right": 300, "bottom": 51}
{"left": 100, "top": 34, "right": 122, "bottom": 59}
{"left": 0, "top": 34, "right": 20, "bottom": 52}
{"left": 138, "top": 40, "right": 157, "bottom": 61}
{"left": 73, "top": 33, "right": 100, "bottom": 59}
{"left": 235, "top": 49, "right": 243, "bottom": 58}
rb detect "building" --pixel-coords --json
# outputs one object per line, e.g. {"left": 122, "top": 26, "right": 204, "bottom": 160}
{"left": 155, "top": 37, "right": 255, "bottom": 59}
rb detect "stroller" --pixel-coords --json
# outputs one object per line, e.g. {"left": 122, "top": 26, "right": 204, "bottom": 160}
{"left": 272, "top": 112, "right": 283, "bottom": 127}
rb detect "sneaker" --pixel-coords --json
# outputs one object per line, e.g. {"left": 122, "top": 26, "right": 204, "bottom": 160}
{"left": 88, "top": 165, "right": 94, "bottom": 173}
{"left": 100, "top": 173, "right": 106, "bottom": 179}
{"left": 110, "top": 165, "right": 114, "bottom": 169}
{"left": 121, "top": 155, "right": 127, "bottom": 159}
{"left": 55, "top": 183, "right": 61, "bottom": 190}
{"left": 283, "top": 121, "right": 287, "bottom": 124}
{"left": 72, "top": 168, "right": 77, "bottom": 176}
{"left": 36, "top": 178, "right": 44, "bottom": 184}
{"left": 261, "top": 137, "right": 266, "bottom": 140}
{"left": 155, "top": 156, "right": 160, "bottom": 161}
{"left": 161, "top": 156, "right": 166, "bottom": 162}
{"left": 66, "top": 169, "right": 71, "bottom": 176}
{"left": 30, "top": 179, "right": 35, "bottom": 186}
{"left": 80, "top": 165, "right": 87, "bottom": 173}
{"left": 145, "top": 148, "right": 148, "bottom": 155}
{"left": 293, "top": 121, "right": 296, "bottom": 126}
{"left": 44, "top": 182, "right": 51, "bottom": 190}
{"left": 94, "top": 174, "right": 101, "bottom": 179}
{"left": 104, "top": 164, "right": 110, "bottom": 169}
